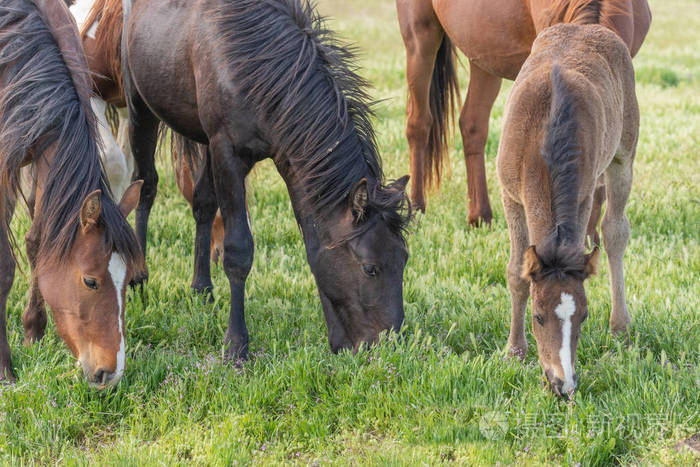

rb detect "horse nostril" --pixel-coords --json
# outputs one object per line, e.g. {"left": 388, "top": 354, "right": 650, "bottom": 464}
{"left": 549, "top": 377, "right": 565, "bottom": 397}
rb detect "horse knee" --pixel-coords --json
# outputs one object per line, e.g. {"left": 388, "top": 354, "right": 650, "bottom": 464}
{"left": 459, "top": 115, "right": 487, "bottom": 155}
{"left": 507, "top": 261, "right": 528, "bottom": 295}
{"left": 222, "top": 234, "right": 254, "bottom": 283}
{"left": 602, "top": 213, "right": 629, "bottom": 253}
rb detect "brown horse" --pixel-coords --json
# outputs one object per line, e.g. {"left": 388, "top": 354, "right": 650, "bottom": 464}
{"left": 497, "top": 19, "right": 639, "bottom": 396}
{"left": 0, "top": 0, "right": 143, "bottom": 386}
{"left": 77, "top": 0, "right": 225, "bottom": 263}
{"left": 122, "top": 0, "right": 412, "bottom": 360}
{"left": 397, "top": 0, "right": 650, "bottom": 225}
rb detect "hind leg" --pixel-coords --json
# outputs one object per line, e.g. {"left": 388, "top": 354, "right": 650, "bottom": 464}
{"left": 503, "top": 194, "right": 530, "bottom": 358}
{"left": 127, "top": 97, "right": 160, "bottom": 284}
{"left": 460, "top": 62, "right": 501, "bottom": 226}
{"left": 191, "top": 147, "right": 218, "bottom": 297}
{"left": 92, "top": 98, "right": 129, "bottom": 199}
{"left": 586, "top": 179, "right": 605, "bottom": 248}
{"left": 397, "top": 0, "right": 444, "bottom": 211}
{"left": 602, "top": 156, "right": 634, "bottom": 334}
{"left": 0, "top": 196, "right": 16, "bottom": 382}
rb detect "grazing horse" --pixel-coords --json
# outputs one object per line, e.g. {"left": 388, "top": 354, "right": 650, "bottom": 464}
{"left": 497, "top": 21, "right": 638, "bottom": 396}
{"left": 396, "top": 0, "right": 650, "bottom": 225}
{"left": 0, "top": 0, "right": 143, "bottom": 386}
{"left": 76, "top": 0, "right": 225, "bottom": 262}
{"left": 122, "top": 0, "right": 412, "bottom": 360}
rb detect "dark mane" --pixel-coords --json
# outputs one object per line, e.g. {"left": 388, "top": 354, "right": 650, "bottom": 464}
{"left": 536, "top": 65, "right": 584, "bottom": 277}
{"left": 0, "top": 0, "right": 141, "bottom": 269}
{"left": 546, "top": 0, "right": 629, "bottom": 28}
{"left": 212, "top": 0, "right": 409, "bottom": 234}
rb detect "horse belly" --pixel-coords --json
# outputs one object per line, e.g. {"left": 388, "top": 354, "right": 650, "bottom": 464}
{"left": 433, "top": 0, "right": 535, "bottom": 79}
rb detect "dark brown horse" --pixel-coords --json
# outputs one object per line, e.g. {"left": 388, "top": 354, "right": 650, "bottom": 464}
{"left": 397, "top": 0, "right": 650, "bottom": 225}
{"left": 122, "top": 0, "right": 412, "bottom": 360}
{"left": 0, "top": 0, "right": 143, "bottom": 386}
{"left": 498, "top": 18, "right": 639, "bottom": 396}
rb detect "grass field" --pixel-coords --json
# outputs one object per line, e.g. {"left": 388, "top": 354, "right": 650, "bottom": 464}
{"left": 1, "top": 0, "right": 699, "bottom": 464}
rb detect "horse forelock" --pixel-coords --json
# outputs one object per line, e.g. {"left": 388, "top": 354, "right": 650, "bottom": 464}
{"left": 212, "top": 0, "right": 390, "bottom": 222}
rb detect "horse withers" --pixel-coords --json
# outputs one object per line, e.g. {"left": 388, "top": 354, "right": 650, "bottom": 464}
{"left": 122, "top": 0, "right": 412, "bottom": 360}
{"left": 497, "top": 22, "right": 638, "bottom": 397}
{"left": 0, "top": 0, "right": 143, "bottom": 387}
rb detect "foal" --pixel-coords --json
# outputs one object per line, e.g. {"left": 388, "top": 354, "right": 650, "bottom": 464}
{"left": 498, "top": 23, "right": 638, "bottom": 396}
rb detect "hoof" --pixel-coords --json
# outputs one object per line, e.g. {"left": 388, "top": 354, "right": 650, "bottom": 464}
{"left": 468, "top": 210, "right": 493, "bottom": 228}
{"left": 129, "top": 270, "right": 149, "bottom": 290}
{"left": 223, "top": 336, "right": 249, "bottom": 363}
{"left": 191, "top": 284, "right": 214, "bottom": 303}
{"left": 0, "top": 365, "right": 15, "bottom": 384}
{"left": 610, "top": 317, "right": 631, "bottom": 336}
{"left": 508, "top": 343, "right": 528, "bottom": 361}
{"left": 23, "top": 330, "right": 44, "bottom": 347}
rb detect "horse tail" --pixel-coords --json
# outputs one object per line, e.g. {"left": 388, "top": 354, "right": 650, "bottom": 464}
{"left": 424, "top": 34, "right": 459, "bottom": 193}
{"left": 167, "top": 128, "right": 208, "bottom": 205}
{"left": 542, "top": 64, "right": 580, "bottom": 243}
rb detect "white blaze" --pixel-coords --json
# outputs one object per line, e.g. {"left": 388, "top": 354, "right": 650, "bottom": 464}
{"left": 108, "top": 253, "right": 127, "bottom": 379}
{"left": 555, "top": 292, "right": 576, "bottom": 394}
{"left": 69, "top": 0, "right": 95, "bottom": 30}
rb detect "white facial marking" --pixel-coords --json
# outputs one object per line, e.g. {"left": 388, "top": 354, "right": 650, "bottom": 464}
{"left": 86, "top": 19, "right": 99, "bottom": 39}
{"left": 108, "top": 253, "right": 127, "bottom": 380}
{"left": 555, "top": 292, "right": 576, "bottom": 394}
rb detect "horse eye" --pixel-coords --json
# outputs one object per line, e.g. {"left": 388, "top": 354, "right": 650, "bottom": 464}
{"left": 534, "top": 315, "right": 544, "bottom": 326}
{"left": 83, "top": 277, "right": 99, "bottom": 290}
{"left": 362, "top": 264, "right": 378, "bottom": 277}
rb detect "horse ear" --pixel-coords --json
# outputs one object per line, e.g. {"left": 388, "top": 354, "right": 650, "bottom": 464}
{"left": 350, "top": 178, "right": 368, "bottom": 221}
{"left": 119, "top": 180, "right": 143, "bottom": 218}
{"left": 391, "top": 175, "right": 410, "bottom": 192}
{"left": 80, "top": 190, "right": 102, "bottom": 233}
{"left": 584, "top": 246, "right": 600, "bottom": 279}
{"left": 521, "top": 245, "right": 543, "bottom": 280}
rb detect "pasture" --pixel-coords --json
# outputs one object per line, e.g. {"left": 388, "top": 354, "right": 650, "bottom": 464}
{"left": 1, "top": 0, "right": 698, "bottom": 464}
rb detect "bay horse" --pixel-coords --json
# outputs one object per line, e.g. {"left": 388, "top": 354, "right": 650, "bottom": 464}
{"left": 497, "top": 20, "right": 638, "bottom": 396}
{"left": 397, "top": 0, "right": 650, "bottom": 226}
{"left": 76, "top": 0, "right": 225, "bottom": 263}
{"left": 122, "top": 0, "right": 412, "bottom": 361}
{"left": 0, "top": 0, "right": 143, "bottom": 386}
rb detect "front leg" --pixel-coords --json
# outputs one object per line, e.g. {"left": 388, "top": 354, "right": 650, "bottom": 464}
{"left": 127, "top": 97, "right": 160, "bottom": 285}
{"left": 0, "top": 197, "right": 16, "bottom": 382}
{"left": 210, "top": 136, "right": 254, "bottom": 361}
{"left": 503, "top": 194, "right": 530, "bottom": 358}
{"left": 22, "top": 228, "right": 46, "bottom": 345}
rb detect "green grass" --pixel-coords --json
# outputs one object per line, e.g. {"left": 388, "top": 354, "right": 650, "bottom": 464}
{"left": 1, "top": 0, "right": 699, "bottom": 464}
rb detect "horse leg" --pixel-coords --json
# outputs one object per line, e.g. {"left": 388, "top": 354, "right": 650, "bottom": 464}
{"left": 209, "top": 135, "right": 254, "bottom": 361}
{"left": 0, "top": 196, "right": 16, "bottom": 382}
{"left": 586, "top": 179, "right": 605, "bottom": 248}
{"left": 503, "top": 194, "right": 530, "bottom": 358}
{"left": 397, "top": 0, "right": 444, "bottom": 212}
{"left": 190, "top": 147, "right": 218, "bottom": 298}
{"left": 21, "top": 228, "right": 47, "bottom": 345}
{"left": 117, "top": 107, "right": 134, "bottom": 182}
{"left": 127, "top": 98, "right": 159, "bottom": 284}
{"left": 92, "top": 98, "right": 128, "bottom": 199}
{"left": 602, "top": 156, "right": 634, "bottom": 335}
{"left": 460, "top": 62, "right": 501, "bottom": 226}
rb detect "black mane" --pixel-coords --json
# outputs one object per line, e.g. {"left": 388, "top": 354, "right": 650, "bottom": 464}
{"left": 0, "top": 0, "right": 141, "bottom": 269}
{"left": 212, "top": 0, "right": 409, "bottom": 234}
{"left": 537, "top": 65, "right": 584, "bottom": 276}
